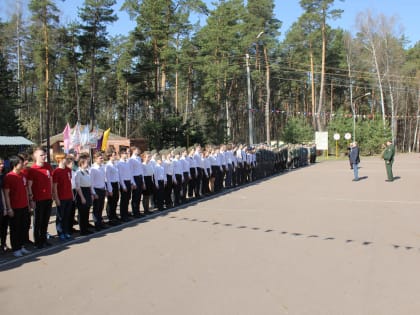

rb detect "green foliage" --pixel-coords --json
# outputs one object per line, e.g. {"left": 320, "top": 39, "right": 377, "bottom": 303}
{"left": 0, "top": 0, "right": 418, "bottom": 153}
{"left": 141, "top": 109, "right": 204, "bottom": 150}
{"left": 0, "top": 48, "right": 20, "bottom": 136}
{"left": 282, "top": 117, "right": 314, "bottom": 144}
{"left": 327, "top": 110, "right": 392, "bottom": 155}
{"left": 357, "top": 119, "right": 392, "bottom": 155}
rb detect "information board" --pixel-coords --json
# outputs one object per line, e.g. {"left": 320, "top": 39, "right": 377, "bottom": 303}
{"left": 315, "top": 131, "right": 328, "bottom": 150}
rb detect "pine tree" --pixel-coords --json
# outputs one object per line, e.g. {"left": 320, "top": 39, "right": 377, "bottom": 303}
{"left": 78, "top": 0, "right": 118, "bottom": 127}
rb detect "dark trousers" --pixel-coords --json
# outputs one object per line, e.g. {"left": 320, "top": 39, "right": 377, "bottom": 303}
{"left": 57, "top": 199, "right": 73, "bottom": 236}
{"left": 120, "top": 180, "right": 132, "bottom": 219}
{"left": 93, "top": 188, "right": 106, "bottom": 227}
{"left": 188, "top": 168, "right": 196, "bottom": 198}
{"left": 232, "top": 166, "right": 237, "bottom": 186}
{"left": 142, "top": 176, "right": 154, "bottom": 212}
{"left": 76, "top": 187, "right": 92, "bottom": 234}
{"left": 195, "top": 168, "right": 203, "bottom": 197}
{"left": 70, "top": 189, "right": 77, "bottom": 230}
{"left": 0, "top": 214, "right": 9, "bottom": 248}
{"left": 182, "top": 172, "right": 189, "bottom": 201}
{"left": 202, "top": 169, "right": 210, "bottom": 195}
{"left": 156, "top": 180, "right": 165, "bottom": 210}
{"left": 23, "top": 207, "right": 31, "bottom": 244}
{"left": 225, "top": 164, "right": 233, "bottom": 188}
{"left": 212, "top": 166, "right": 220, "bottom": 192}
{"left": 241, "top": 163, "right": 246, "bottom": 182}
{"left": 217, "top": 166, "right": 224, "bottom": 192}
{"left": 10, "top": 207, "right": 29, "bottom": 251}
{"left": 385, "top": 161, "right": 394, "bottom": 180}
{"left": 106, "top": 182, "right": 119, "bottom": 221}
{"left": 131, "top": 175, "right": 143, "bottom": 215}
{"left": 164, "top": 175, "right": 173, "bottom": 208}
{"left": 174, "top": 174, "right": 182, "bottom": 205}
{"left": 34, "top": 199, "right": 52, "bottom": 247}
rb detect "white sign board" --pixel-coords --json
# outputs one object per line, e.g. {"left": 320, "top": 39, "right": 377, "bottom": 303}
{"left": 344, "top": 133, "right": 352, "bottom": 140}
{"left": 315, "top": 131, "right": 328, "bottom": 150}
{"left": 333, "top": 133, "right": 340, "bottom": 140}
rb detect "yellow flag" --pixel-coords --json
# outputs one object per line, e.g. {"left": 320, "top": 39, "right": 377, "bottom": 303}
{"left": 101, "top": 128, "right": 111, "bottom": 151}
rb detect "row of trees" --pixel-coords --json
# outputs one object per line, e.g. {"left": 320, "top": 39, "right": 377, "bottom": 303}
{"left": 0, "top": 0, "right": 419, "bottom": 153}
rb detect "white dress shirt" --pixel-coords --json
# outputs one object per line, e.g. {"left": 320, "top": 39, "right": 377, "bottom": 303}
{"left": 117, "top": 159, "right": 134, "bottom": 189}
{"left": 90, "top": 163, "right": 106, "bottom": 194}
{"left": 188, "top": 155, "right": 197, "bottom": 169}
{"left": 180, "top": 156, "right": 190, "bottom": 175}
{"left": 105, "top": 160, "right": 119, "bottom": 193}
{"left": 153, "top": 163, "right": 166, "bottom": 186}
{"left": 193, "top": 151, "right": 202, "bottom": 168}
{"left": 129, "top": 156, "right": 144, "bottom": 177}
{"left": 143, "top": 161, "right": 155, "bottom": 177}
{"left": 172, "top": 158, "right": 183, "bottom": 175}
{"left": 75, "top": 168, "right": 91, "bottom": 189}
{"left": 164, "top": 159, "right": 174, "bottom": 177}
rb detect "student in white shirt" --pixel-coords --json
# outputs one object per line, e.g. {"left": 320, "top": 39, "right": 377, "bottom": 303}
{"left": 74, "top": 155, "right": 93, "bottom": 235}
{"left": 180, "top": 149, "right": 190, "bottom": 202}
{"left": 153, "top": 156, "right": 166, "bottom": 211}
{"left": 90, "top": 151, "right": 107, "bottom": 230}
{"left": 187, "top": 147, "right": 197, "bottom": 199}
{"left": 129, "top": 147, "right": 145, "bottom": 218}
{"left": 171, "top": 149, "right": 183, "bottom": 206}
{"left": 142, "top": 152, "right": 154, "bottom": 214}
{"left": 104, "top": 150, "right": 120, "bottom": 224}
{"left": 201, "top": 149, "right": 211, "bottom": 195}
{"left": 193, "top": 144, "right": 203, "bottom": 197}
{"left": 117, "top": 148, "right": 134, "bottom": 222}
{"left": 163, "top": 151, "right": 174, "bottom": 209}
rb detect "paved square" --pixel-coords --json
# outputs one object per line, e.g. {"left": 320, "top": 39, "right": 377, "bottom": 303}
{"left": 1, "top": 154, "right": 420, "bottom": 315}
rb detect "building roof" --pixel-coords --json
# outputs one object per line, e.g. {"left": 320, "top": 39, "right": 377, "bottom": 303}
{"left": 0, "top": 136, "right": 34, "bottom": 146}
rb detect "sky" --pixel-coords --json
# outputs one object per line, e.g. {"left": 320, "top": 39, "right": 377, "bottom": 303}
{"left": 1, "top": 0, "right": 419, "bottom": 46}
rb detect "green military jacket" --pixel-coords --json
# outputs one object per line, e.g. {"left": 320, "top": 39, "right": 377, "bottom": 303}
{"left": 383, "top": 144, "right": 395, "bottom": 162}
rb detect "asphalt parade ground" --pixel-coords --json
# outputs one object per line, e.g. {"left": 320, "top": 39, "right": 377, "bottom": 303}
{"left": 1, "top": 154, "right": 420, "bottom": 315}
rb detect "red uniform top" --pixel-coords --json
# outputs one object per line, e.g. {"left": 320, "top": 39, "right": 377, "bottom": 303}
{"left": 53, "top": 167, "right": 73, "bottom": 200}
{"left": 28, "top": 163, "right": 53, "bottom": 201}
{"left": 4, "top": 171, "right": 28, "bottom": 209}
{"left": 21, "top": 167, "right": 29, "bottom": 178}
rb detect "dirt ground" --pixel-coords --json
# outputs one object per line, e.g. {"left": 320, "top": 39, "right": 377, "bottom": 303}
{"left": 1, "top": 154, "right": 420, "bottom": 315}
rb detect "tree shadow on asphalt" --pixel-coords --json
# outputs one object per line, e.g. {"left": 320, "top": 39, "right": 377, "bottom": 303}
{"left": 166, "top": 214, "right": 420, "bottom": 256}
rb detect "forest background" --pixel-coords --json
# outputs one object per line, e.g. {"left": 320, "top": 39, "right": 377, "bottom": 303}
{"left": 0, "top": 0, "right": 419, "bottom": 157}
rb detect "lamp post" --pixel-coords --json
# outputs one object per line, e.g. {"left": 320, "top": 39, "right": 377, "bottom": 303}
{"left": 350, "top": 92, "right": 371, "bottom": 142}
{"left": 246, "top": 53, "right": 253, "bottom": 145}
{"left": 256, "top": 31, "right": 271, "bottom": 147}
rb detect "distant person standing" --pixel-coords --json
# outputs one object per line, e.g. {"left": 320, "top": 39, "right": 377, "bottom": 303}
{"left": 382, "top": 140, "right": 395, "bottom": 182}
{"left": 349, "top": 142, "right": 360, "bottom": 181}
{"left": 27, "top": 147, "right": 54, "bottom": 249}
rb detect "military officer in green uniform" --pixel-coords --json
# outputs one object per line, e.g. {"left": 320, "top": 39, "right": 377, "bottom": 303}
{"left": 382, "top": 140, "right": 395, "bottom": 182}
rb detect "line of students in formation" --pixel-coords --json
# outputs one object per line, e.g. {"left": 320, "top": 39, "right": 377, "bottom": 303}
{"left": 0, "top": 143, "right": 264, "bottom": 258}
